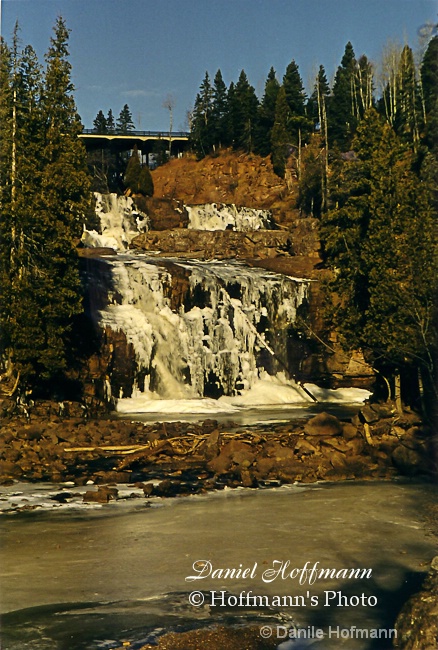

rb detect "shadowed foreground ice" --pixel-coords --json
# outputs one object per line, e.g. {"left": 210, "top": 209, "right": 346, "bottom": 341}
{"left": 0, "top": 480, "right": 436, "bottom": 650}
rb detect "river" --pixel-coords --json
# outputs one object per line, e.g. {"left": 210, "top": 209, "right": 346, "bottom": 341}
{"left": 1, "top": 479, "right": 436, "bottom": 649}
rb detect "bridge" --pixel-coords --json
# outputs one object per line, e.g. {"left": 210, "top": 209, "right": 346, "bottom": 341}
{"left": 79, "top": 129, "right": 191, "bottom": 158}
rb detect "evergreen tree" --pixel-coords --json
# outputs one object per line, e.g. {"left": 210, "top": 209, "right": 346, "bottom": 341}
{"left": 255, "top": 67, "right": 280, "bottom": 156}
{"left": 282, "top": 59, "right": 311, "bottom": 146}
{"left": 328, "top": 41, "right": 358, "bottom": 149}
{"left": 421, "top": 35, "right": 438, "bottom": 116}
{"left": 0, "top": 17, "right": 91, "bottom": 388}
{"left": 190, "top": 71, "right": 214, "bottom": 157}
{"left": 93, "top": 109, "right": 107, "bottom": 133}
{"left": 123, "top": 146, "right": 154, "bottom": 196}
{"left": 229, "top": 69, "right": 259, "bottom": 152}
{"left": 210, "top": 69, "right": 229, "bottom": 149}
{"left": 124, "top": 145, "right": 141, "bottom": 191}
{"left": 106, "top": 108, "right": 115, "bottom": 133}
{"left": 321, "top": 108, "right": 437, "bottom": 402}
{"left": 270, "top": 85, "right": 290, "bottom": 177}
{"left": 283, "top": 60, "right": 306, "bottom": 116}
{"left": 421, "top": 36, "right": 438, "bottom": 155}
{"left": 138, "top": 165, "right": 154, "bottom": 197}
{"left": 116, "top": 103, "right": 135, "bottom": 133}
{"left": 394, "top": 45, "right": 422, "bottom": 149}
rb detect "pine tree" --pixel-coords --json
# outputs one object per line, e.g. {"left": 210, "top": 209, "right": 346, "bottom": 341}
{"left": 394, "top": 45, "right": 422, "bottom": 149}
{"left": 328, "top": 41, "right": 358, "bottom": 149}
{"left": 190, "top": 71, "right": 214, "bottom": 157}
{"left": 421, "top": 35, "right": 438, "bottom": 117}
{"left": 283, "top": 60, "right": 306, "bottom": 116}
{"left": 255, "top": 67, "right": 280, "bottom": 156}
{"left": 270, "top": 86, "right": 290, "bottom": 177}
{"left": 106, "top": 108, "right": 115, "bottom": 133}
{"left": 116, "top": 103, "right": 135, "bottom": 133}
{"left": 93, "top": 109, "right": 108, "bottom": 133}
{"left": 321, "top": 108, "right": 437, "bottom": 403}
{"left": 210, "top": 69, "right": 229, "bottom": 149}
{"left": 19, "top": 17, "right": 90, "bottom": 387}
{"left": 138, "top": 165, "right": 154, "bottom": 197}
{"left": 124, "top": 145, "right": 141, "bottom": 192}
{"left": 230, "top": 69, "right": 259, "bottom": 152}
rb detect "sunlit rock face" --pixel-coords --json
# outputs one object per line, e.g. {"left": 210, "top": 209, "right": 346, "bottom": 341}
{"left": 185, "top": 203, "right": 274, "bottom": 231}
{"left": 81, "top": 192, "right": 149, "bottom": 251}
{"left": 86, "top": 254, "right": 310, "bottom": 402}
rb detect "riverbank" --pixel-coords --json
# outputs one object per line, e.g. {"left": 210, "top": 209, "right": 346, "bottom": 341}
{"left": 0, "top": 399, "right": 435, "bottom": 512}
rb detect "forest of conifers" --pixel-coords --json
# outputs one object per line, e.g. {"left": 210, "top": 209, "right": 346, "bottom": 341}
{"left": 0, "top": 18, "right": 437, "bottom": 413}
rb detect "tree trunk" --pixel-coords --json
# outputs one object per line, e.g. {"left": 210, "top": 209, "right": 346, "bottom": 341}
{"left": 394, "top": 372, "right": 403, "bottom": 414}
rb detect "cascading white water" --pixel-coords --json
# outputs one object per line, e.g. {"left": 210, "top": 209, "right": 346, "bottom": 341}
{"left": 94, "top": 254, "right": 311, "bottom": 408}
{"left": 185, "top": 203, "right": 274, "bottom": 231}
{"left": 83, "top": 194, "right": 370, "bottom": 412}
{"left": 81, "top": 192, "right": 149, "bottom": 251}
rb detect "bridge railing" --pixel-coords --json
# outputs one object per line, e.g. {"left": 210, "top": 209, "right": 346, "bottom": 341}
{"left": 81, "top": 129, "right": 190, "bottom": 138}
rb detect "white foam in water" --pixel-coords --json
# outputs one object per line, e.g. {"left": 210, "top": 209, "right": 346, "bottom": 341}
{"left": 185, "top": 203, "right": 274, "bottom": 231}
{"left": 81, "top": 192, "right": 149, "bottom": 251}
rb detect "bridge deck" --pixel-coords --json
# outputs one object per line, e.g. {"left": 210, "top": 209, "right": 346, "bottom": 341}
{"left": 80, "top": 129, "right": 189, "bottom": 142}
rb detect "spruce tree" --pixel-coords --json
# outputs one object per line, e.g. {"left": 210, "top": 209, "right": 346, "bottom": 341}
{"left": 93, "top": 109, "right": 108, "bottom": 133}
{"left": 16, "top": 17, "right": 89, "bottom": 388}
{"left": 394, "top": 45, "right": 422, "bottom": 149}
{"left": 283, "top": 60, "right": 306, "bottom": 116}
{"left": 421, "top": 35, "right": 438, "bottom": 117}
{"left": 230, "top": 69, "right": 259, "bottom": 152}
{"left": 124, "top": 145, "right": 141, "bottom": 192}
{"left": 190, "top": 72, "right": 214, "bottom": 157}
{"left": 210, "top": 69, "right": 229, "bottom": 149}
{"left": 106, "top": 108, "right": 115, "bottom": 133}
{"left": 321, "top": 108, "right": 437, "bottom": 402}
{"left": 328, "top": 41, "right": 358, "bottom": 149}
{"left": 116, "top": 103, "right": 135, "bottom": 133}
{"left": 138, "top": 165, "right": 154, "bottom": 197}
{"left": 270, "top": 86, "right": 290, "bottom": 177}
{"left": 255, "top": 67, "right": 280, "bottom": 156}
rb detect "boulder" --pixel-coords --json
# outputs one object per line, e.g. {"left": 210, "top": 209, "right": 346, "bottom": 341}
{"left": 391, "top": 445, "right": 425, "bottom": 475}
{"left": 304, "top": 412, "right": 343, "bottom": 437}
{"left": 394, "top": 557, "right": 438, "bottom": 649}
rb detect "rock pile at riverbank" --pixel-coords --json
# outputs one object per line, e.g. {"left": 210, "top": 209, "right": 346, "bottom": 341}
{"left": 394, "top": 555, "right": 438, "bottom": 649}
{"left": 0, "top": 400, "right": 435, "bottom": 499}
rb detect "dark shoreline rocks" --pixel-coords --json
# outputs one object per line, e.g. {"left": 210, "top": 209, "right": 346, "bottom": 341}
{"left": 0, "top": 400, "right": 435, "bottom": 493}
{"left": 393, "top": 556, "right": 438, "bottom": 649}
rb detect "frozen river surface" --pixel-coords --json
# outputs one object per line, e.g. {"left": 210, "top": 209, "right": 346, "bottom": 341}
{"left": 0, "top": 480, "right": 437, "bottom": 649}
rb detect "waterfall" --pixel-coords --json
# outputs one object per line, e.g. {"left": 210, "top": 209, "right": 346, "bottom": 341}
{"left": 81, "top": 192, "right": 149, "bottom": 251}
{"left": 82, "top": 194, "right": 370, "bottom": 412}
{"left": 88, "top": 254, "right": 311, "bottom": 409}
{"left": 185, "top": 203, "right": 274, "bottom": 231}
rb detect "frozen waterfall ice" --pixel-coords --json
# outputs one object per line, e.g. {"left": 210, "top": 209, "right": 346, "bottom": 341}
{"left": 91, "top": 254, "right": 312, "bottom": 408}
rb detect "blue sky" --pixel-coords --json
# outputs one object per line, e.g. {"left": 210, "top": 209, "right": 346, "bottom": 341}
{"left": 1, "top": 0, "right": 437, "bottom": 131}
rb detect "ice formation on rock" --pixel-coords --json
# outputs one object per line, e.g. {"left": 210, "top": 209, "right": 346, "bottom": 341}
{"left": 81, "top": 192, "right": 149, "bottom": 251}
{"left": 185, "top": 203, "right": 274, "bottom": 231}
{"left": 92, "top": 255, "right": 310, "bottom": 404}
